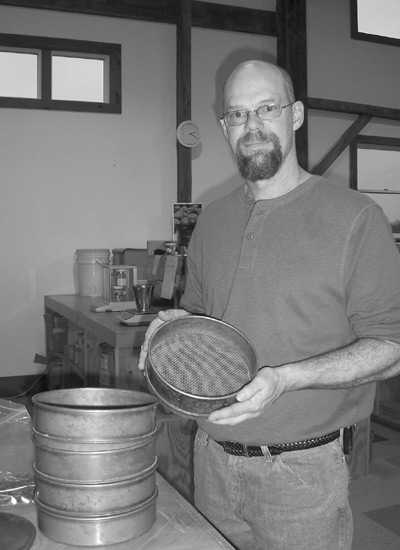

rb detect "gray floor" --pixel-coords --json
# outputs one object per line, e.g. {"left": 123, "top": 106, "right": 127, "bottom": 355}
{"left": 350, "top": 422, "right": 400, "bottom": 549}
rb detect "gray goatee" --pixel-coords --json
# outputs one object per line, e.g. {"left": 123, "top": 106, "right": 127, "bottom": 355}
{"left": 236, "top": 131, "right": 283, "bottom": 182}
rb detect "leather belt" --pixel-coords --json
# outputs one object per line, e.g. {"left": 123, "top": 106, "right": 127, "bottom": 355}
{"left": 215, "top": 430, "right": 340, "bottom": 458}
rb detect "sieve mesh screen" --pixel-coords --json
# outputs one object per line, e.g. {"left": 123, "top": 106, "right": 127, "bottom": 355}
{"left": 150, "top": 332, "right": 251, "bottom": 397}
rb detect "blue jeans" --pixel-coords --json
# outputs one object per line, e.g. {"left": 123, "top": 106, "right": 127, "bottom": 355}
{"left": 194, "top": 429, "right": 353, "bottom": 550}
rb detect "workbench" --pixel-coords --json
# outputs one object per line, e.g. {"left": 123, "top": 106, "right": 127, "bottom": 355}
{"left": 5, "top": 473, "right": 234, "bottom": 550}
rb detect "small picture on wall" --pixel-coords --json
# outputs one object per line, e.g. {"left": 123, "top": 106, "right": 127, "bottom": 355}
{"left": 173, "top": 203, "right": 202, "bottom": 248}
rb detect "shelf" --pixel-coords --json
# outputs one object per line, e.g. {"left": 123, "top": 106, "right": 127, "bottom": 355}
{"left": 371, "top": 412, "right": 400, "bottom": 434}
{"left": 45, "top": 295, "right": 150, "bottom": 349}
{"left": 372, "top": 399, "right": 400, "bottom": 434}
{"left": 358, "top": 189, "right": 400, "bottom": 194}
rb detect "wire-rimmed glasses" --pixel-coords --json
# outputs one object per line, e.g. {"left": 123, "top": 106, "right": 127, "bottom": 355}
{"left": 220, "top": 102, "right": 295, "bottom": 126}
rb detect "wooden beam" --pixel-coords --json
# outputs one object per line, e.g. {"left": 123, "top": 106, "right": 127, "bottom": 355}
{"left": 307, "top": 97, "right": 400, "bottom": 122}
{"left": 0, "top": 0, "right": 179, "bottom": 23}
{"left": 0, "top": 0, "right": 277, "bottom": 35}
{"left": 276, "top": 0, "right": 307, "bottom": 99}
{"left": 176, "top": 0, "right": 192, "bottom": 203}
{"left": 191, "top": 2, "right": 277, "bottom": 35}
{"left": 276, "top": 0, "right": 308, "bottom": 170}
{"left": 311, "top": 114, "right": 372, "bottom": 176}
{"left": 355, "top": 135, "right": 400, "bottom": 148}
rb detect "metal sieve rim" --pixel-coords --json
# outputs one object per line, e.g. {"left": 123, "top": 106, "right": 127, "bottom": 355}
{"left": 145, "top": 315, "right": 258, "bottom": 414}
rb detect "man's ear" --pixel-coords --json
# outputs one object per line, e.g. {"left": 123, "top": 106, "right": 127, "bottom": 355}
{"left": 292, "top": 101, "right": 304, "bottom": 131}
{"left": 219, "top": 117, "right": 229, "bottom": 140}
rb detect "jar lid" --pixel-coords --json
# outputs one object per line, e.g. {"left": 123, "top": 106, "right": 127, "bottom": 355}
{"left": 0, "top": 512, "right": 36, "bottom": 550}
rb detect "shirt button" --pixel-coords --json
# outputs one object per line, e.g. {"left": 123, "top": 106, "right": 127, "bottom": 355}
{"left": 246, "top": 232, "right": 254, "bottom": 240}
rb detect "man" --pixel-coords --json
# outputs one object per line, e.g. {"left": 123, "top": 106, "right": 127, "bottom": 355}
{"left": 139, "top": 60, "right": 400, "bottom": 550}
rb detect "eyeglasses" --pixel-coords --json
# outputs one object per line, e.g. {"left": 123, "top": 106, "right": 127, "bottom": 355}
{"left": 220, "top": 102, "right": 295, "bottom": 127}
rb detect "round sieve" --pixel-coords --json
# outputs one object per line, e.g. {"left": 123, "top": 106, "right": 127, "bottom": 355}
{"left": 145, "top": 315, "right": 258, "bottom": 418}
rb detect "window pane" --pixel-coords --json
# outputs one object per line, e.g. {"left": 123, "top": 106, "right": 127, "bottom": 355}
{"left": 357, "top": 0, "right": 400, "bottom": 40}
{"left": 52, "top": 55, "right": 105, "bottom": 102}
{"left": 0, "top": 51, "right": 38, "bottom": 98}
{"left": 364, "top": 193, "right": 400, "bottom": 234}
{"left": 357, "top": 148, "right": 400, "bottom": 192}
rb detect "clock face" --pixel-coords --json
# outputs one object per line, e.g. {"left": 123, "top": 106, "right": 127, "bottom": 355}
{"left": 177, "top": 121, "right": 201, "bottom": 148}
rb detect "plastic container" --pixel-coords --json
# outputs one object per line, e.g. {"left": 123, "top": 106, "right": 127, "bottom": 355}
{"left": 74, "top": 249, "right": 110, "bottom": 297}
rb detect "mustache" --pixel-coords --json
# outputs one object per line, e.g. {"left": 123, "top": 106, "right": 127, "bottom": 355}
{"left": 239, "top": 130, "right": 270, "bottom": 145}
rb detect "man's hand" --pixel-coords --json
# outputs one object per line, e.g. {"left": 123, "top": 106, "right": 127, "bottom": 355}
{"left": 138, "top": 308, "right": 191, "bottom": 372}
{"left": 207, "top": 366, "right": 286, "bottom": 425}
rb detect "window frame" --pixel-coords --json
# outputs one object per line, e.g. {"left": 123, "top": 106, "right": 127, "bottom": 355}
{"left": 350, "top": 0, "right": 400, "bottom": 48}
{"left": 0, "top": 33, "right": 121, "bottom": 113}
{"left": 350, "top": 135, "right": 400, "bottom": 238}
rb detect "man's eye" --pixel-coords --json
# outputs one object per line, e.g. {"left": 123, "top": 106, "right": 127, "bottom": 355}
{"left": 233, "top": 111, "right": 244, "bottom": 119}
{"left": 263, "top": 104, "right": 278, "bottom": 113}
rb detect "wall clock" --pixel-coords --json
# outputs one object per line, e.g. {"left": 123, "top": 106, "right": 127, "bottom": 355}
{"left": 176, "top": 120, "right": 201, "bottom": 148}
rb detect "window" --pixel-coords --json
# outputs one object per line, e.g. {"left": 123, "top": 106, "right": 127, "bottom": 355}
{"left": 0, "top": 49, "right": 38, "bottom": 98}
{"left": 350, "top": 0, "right": 400, "bottom": 47}
{"left": 51, "top": 54, "right": 106, "bottom": 102}
{"left": 0, "top": 33, "right": 121, "bottom": 113}
{"left": 350, "top": 136, "right": 400, "bottom": 237}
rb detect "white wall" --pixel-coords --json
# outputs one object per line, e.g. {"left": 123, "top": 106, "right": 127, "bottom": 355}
{"left": 0, "top": 3, "right": 275, "bottom": 376}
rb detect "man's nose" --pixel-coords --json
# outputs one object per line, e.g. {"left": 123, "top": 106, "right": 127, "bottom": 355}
{"left": 245, "top": 110, "right": 264, "bottom": 131}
